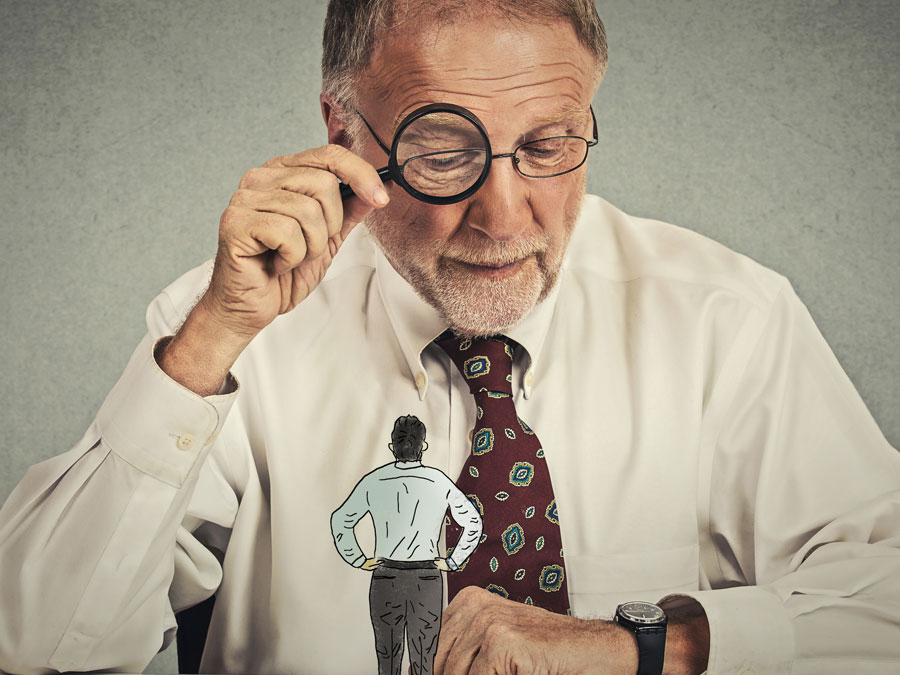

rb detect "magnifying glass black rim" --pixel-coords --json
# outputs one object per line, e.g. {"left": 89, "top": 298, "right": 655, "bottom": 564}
{"left": 387, "top": 102, "right": 492, "bottom": 206}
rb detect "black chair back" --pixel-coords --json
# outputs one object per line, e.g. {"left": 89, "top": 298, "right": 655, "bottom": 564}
{"left": 174, "top": 595, "right": 216, "bottom": 673}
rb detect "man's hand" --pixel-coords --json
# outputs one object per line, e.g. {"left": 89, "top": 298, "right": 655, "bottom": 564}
{"left": 434, "top": 587, "right": 637, "bottom": 674}
{"left": 159, "top": 144, "right": 389, "bottom": 395}
{"left": 434, "top": 588, "right": 710, "bottom": 674}
{"left": 204, "top": 144, "right": 389, "bottom": 338}
{"left": 434, "top": 558, "right": 451, "bottom": 572}
{"left": 361, "top": 557, "right": 383, "bottom": 571}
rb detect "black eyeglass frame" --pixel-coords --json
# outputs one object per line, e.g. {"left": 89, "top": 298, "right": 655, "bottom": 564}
{"left": 340, "top": 102, "right": 598, "bottom": 206}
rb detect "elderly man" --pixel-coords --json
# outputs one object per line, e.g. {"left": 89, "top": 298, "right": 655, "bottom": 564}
{"left": 1, "top": 1, "right": 898, "bottom": 674}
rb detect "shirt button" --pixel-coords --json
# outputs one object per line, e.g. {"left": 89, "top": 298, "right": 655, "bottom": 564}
{"left": 177, "top": 433, "right": 195, "bottom": 451}
{"left": 415, "top": 372, "right": 426, "bottom": 389}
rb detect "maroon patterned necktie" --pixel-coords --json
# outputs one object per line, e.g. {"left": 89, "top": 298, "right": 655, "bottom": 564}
{"left": 435, "top": 333, "right": 569, "bottom": 614}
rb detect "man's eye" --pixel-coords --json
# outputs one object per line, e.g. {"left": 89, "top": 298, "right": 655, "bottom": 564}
{"left": 520, "top": 139, "right": 564, "bottom": 157}
{"left": 418, "top": 150, "right": 481, "bottom": 172}
{"left": 425, "top": 155, "right": 465, "bottom": 170}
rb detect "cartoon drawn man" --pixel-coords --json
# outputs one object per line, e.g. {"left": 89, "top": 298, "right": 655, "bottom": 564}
{"left": 331, "top": 415, "right": 483, "bottom": 675}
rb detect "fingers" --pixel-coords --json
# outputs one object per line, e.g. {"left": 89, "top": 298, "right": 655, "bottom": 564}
{"left": 227, "top": 144, "right": 389, "bottom": 275}
{"left": 435, "top": 587, "right": 490, "bottom": 674}
{"left": 436, "top": 587, "right": 559, "bottom": 674}
{"left": 229, "top": 189, "right": 330, "bottom": 262}
{"left": 238, "top": 167, "right": 344, "bottom": 240}
{"left": 264, "top": 144, "right": 389, "bottom": 209}
{"left": 264, "top": 145, "right": 389, "bottom": 231}
{"left": 220, "top": 206, "right": 310, "bottom": 275}
{"left": 437, "top": 618, "right": 491, "bottom": 675}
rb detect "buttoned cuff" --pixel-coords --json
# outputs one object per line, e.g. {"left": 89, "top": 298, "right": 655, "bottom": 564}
{"left": 95, "top": 335, "right": 239, "bottom": 488}
{"left": 659, "top": 586, "right": 793, "bottom": 675}
{"left": 447, "top": 558, "right": 459, "bottom": 571}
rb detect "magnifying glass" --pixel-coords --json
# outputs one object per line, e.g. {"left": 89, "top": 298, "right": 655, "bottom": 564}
{"left": 339, "top": 103, "right": 492, "bottom": 206}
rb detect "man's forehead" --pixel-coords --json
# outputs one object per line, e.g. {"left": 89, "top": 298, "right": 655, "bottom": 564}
{"left": 360, "top": 14, "right": 595, "bottom": 132}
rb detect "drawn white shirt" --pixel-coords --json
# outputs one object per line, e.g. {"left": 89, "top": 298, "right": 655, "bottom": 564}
{"left": 331, "top": 460, "right": 482, "bottom": 570}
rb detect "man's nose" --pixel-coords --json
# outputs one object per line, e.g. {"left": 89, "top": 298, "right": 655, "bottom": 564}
{"left": 464, "top": 158, "right": 531, "bottom": 241}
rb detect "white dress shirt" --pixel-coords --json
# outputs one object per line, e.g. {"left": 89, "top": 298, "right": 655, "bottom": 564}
{"left": 330, "top": 459, "right": 482, "bottom": 570}
{"left": 0, "top": 194, "right": 898, "bottom": 674}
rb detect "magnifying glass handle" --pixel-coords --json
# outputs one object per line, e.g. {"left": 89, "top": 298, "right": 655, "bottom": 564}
{"left": 339, "top": 166, "right": 392, "bottom": 201}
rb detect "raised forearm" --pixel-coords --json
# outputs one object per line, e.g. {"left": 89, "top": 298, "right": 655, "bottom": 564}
{"left": 157, "top": 295, "right": 252, "bottom": 397}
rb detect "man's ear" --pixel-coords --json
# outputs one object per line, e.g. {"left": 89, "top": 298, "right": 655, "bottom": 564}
{"left": 388, "top": 442, "right": 394, "bottom": 452}
{"left": 421, "top": 441, "right": 429, "bottom": 452}
{"left": 320, "top": 93, "right": 352, "bottom": 149}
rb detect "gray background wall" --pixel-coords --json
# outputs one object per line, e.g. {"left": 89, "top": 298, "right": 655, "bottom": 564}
{"left": 1, "top": 1, "right": 897, "bottom": 672}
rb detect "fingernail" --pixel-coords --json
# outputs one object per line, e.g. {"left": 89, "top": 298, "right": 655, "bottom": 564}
{"left": 373, "top": 186, "right": 389, "bottom": 206}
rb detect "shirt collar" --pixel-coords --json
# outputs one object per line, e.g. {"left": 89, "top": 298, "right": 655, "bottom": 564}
{"left": 374, "top": 237, "right": 562, "bottom": 401}
{"left": 394, "top": 460, "right": 423, "bottom": 469}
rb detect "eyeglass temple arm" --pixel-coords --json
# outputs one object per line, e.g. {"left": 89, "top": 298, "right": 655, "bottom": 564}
{"left": 338, "top": 106, "right": 393, "bottom": 200}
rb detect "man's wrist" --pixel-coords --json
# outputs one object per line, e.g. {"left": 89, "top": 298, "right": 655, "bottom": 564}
{"left": 573, "top": 607, "right": 707, "bottom": 675}
{"left": 158, "top": 296, "right": 255, "bottom": 396}
{"left": 562, "top": 617, "right": 641, "bottom": 674}
{"left": 659, "top": 598, "right": 709, "bottom": 675}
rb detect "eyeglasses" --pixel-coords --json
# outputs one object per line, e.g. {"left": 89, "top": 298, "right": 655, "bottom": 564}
{"left": 338, "top": 102, "right": 598, "bottom": 205}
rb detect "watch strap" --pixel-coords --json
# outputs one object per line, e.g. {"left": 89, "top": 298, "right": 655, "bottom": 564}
{"left": 635, "top": 625, "right": 666, "bottom": 675}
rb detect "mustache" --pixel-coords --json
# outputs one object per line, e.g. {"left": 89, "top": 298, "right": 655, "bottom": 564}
{"left": 436, "top": 234, "right": 550, "bottom": 267}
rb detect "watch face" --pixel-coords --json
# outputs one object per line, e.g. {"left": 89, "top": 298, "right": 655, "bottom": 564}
{"left": 618, "top": 601, "right": 665, "bottom": 624}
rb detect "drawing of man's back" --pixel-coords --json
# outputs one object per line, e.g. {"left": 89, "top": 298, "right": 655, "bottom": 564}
{"left": 331, "top": 415, "right": 482, "bottom": 675}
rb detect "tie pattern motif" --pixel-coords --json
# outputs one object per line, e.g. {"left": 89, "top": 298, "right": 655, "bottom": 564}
{"left": 436, "top": 333, "right": 569, "bottom": 614}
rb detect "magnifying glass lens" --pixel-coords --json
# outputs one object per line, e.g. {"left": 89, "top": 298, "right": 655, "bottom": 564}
{"left": 394, "top": 112, "right": 489, "bottom": 199}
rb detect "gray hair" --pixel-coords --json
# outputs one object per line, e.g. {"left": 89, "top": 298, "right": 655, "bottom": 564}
{"left": 321, "top": 0, "right": 607, "bottom": 122}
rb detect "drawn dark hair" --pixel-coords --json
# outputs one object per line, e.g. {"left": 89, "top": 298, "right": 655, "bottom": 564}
{"left": 391, "top": 415, "right": 427, "bottom": 461}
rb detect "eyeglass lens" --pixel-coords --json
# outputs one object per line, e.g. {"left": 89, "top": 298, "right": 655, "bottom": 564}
{"left": 514, "top": 137, "right": 590, "bottom": 178}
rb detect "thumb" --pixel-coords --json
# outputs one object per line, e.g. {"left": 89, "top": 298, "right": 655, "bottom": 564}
{"left": 341, "top": 186, "right": 389, "bottom": 237}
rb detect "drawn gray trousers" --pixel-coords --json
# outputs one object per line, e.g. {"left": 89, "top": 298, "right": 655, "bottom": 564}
{"left": 369, "top": 561, "right": 443, "bottom": 675}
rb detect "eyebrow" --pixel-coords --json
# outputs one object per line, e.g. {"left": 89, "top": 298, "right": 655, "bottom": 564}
{"left": 532, "top": 103, "right": 590, "bottom": 126}
{"left": 521, "top": 104, "right": 592, "bottom": 139}
{"left": 389, "top": 103, "right": 592, "bottom": 141}
{"left": 408, "top": 112, "right": 480, "bottom": 129}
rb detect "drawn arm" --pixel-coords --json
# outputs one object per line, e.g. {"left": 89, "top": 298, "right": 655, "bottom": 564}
{"left": 445, "top": 483, "right": 483, "bottom": 571}
{"left": 330, "top": 478, "right": 371, "bottom": 567}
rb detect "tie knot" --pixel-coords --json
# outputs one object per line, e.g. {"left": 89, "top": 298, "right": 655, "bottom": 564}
{"left": 435, "top": 333, "right": 515, "bottom": 396}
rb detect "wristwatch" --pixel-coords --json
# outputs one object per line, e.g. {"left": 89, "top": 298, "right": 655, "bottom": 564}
{"left": 614, "top": 601, "right": 667, "bottom": 675}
